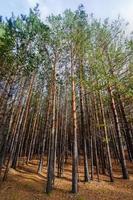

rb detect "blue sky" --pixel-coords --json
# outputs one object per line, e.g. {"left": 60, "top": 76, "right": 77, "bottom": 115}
{"left": 0, "top": 0, "right": 133, "bottom": 30}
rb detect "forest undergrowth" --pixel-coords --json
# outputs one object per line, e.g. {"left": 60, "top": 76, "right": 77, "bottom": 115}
{"left": 0, "top": 158, "right": 133, "bottom": 200}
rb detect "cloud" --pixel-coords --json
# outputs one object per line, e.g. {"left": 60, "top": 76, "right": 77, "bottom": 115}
{"left": 26, "top": 0, "right": 84, "bottom": 20}
{"left": 120, "top": 2, "right": 133, "bottom": 23}
{"left": 26, "top": 0, "right": 50, "bottom": 19}
{"left": 110, "top": 0, "right": 133, "bottom": 33}
{"left": 25, "top": 0, "right": 133, "bottom": 33}
{"left": 27, "top": 0, "right": 39, "bottom": 7}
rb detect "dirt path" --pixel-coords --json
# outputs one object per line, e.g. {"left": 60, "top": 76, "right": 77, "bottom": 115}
{"left": 0, "top": 160, "right": 133, "bottom": 200}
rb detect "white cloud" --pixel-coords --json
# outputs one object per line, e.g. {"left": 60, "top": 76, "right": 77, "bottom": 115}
{"left": 26, "top": 0, "right": 50, "bottom": 19}
{"left": 25, "top": 0, "right": 133, "bottom": 32}
{"left": 111, "top": 0, "right": 133, "bottom": 33}
{"left": 26, "top": 0, "right": 81, "bottom": 20}
{"left": 27, "top": 0, "right": 36, "bottom": 7}
{"left": 120, "top": 2, "right": 133, "bottom": 23}
{"left": 27, "top": 0, "right": 39, "bottom": 7}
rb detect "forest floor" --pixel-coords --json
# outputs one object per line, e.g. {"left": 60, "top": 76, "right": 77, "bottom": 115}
{"left": 0, "top": 159, "right": 133, "bottom": 200}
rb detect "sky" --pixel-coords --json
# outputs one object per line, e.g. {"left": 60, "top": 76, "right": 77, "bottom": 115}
{"left": 0, "top": 0, "right": 133, "bottom": 31}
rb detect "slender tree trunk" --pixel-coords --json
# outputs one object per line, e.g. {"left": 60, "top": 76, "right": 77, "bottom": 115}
{"left": 108, "top": 86, "right": 129, "bottom": 179}
{"left": 79, "top": 83, "right": 90, "bottom": 182}
{"left": 99, "top": 92, "right": 114, "bottom": 182}
{"left": 46, "top": 64, "right": 56, "bottom": 193}
{"left": 71, "top": 51, "right": 78, "bottom": 193}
